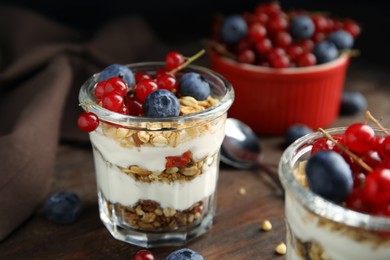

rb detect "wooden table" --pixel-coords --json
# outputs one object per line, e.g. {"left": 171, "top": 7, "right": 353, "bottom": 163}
{"left": 1, "top": 62, "right": 390, "bottom": 259}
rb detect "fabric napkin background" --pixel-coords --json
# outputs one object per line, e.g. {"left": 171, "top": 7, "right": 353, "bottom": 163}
{"left": 0, "top": 5, "right": 198, "bottom": 241}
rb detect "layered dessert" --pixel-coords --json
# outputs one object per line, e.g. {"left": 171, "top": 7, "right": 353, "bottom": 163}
{"left": 279, "top": 114, "right": 390, "bottom": 259}
{"left": 78, "top": 50, "right": 234, "bottom": 246}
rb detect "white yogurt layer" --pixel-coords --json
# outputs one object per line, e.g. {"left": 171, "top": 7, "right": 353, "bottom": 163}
{"left": 93, "top": 148, "right": 218, "bottom": 211}
{"left": 89, "top": 128, "right": 224, "bottom": 172}
{"left": 286, "top": 194, "right": 390, "bottom": 260}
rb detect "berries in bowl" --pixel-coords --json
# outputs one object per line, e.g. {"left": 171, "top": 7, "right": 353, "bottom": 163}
{"left": 208, "top": 2, "right": 360, "bottom": 135}
{"left": 279, "top": 111, "right": 390, "bottom": 259}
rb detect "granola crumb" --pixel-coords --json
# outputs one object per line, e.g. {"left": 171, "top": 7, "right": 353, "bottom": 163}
{"left": 261, "top": 220, "right": 272, "bottom": 231}
{"left": 275, "top": 242, "right": 287, "bottom": 255}
{"left": 239, "top": 187, "right": 246, "bottom": 195}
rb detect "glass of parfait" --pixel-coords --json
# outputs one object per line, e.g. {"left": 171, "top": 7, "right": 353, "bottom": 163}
{"left": 78, "top": 53, "right": 234, "bottom": 248}
{"left": 279, "top": 122, "right": 390, "bottom": 260}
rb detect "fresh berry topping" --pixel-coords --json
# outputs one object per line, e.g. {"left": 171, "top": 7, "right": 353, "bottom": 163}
{"left": 254, "top": 38, "right": 273, "bottom": 55}
{"left": 364, "top": 168, "right": 390, "bottom": 204}
{"left": 311, "top": 15, "right": 328, "bottom": 32}
{"left": 327, "top": 30, "right": 354, "bottom": 50}
{"left": 305, "top": 151, "right": 353, "bottom": 203}
{"left": 248, "top": 23, "right": 267, "bottom": 42}
{"left": 339, "top": 91, "right": 367, "bottom": 116}
{"left": 179, "top": 72, "right": 211, "bottom": 101}
{"left": 219, "top": 15, "right": 248, "bottom": 44}
{"left": 102, "top": 92, "right": 124, "bottom": 112}
{"left": 104, "top": 77, "right": 128, "bottom": 97}
{"left": 290, "top": 15, "right": 315, "bottom": 40}
{"left": 77, "top": 112, "right": 99, "bottom": 132}
{"left": 135, "top": 78, "right": 158, "bottom": 103}
{"left": 133, "top": 249, "right": 155, "bottom": 260}
{"left": 285, "top": 124, "right": 313, "bottom": 146}
{"left": 135, "top": 72, "right": 151, "bottom": 83}
{"left": 312, "top": 40, "right": 338, "bottom": 64}
{"left": 94, "top": 80, "right": 106, "bottom": 99}
{"left": 378, "top": 136, "right": 390, "bottom": 161}
{"left": 274, "top": 31, "right": 292, "bottom": 48}
{"left": 311, "top": 134, "right": 346, "bottom": 154}
{"left": 125, "top": 97, "right": 143, "bottom": 116}
{"left": 344, "top": 123, "right": 375, "bottom": 153}
{"left": 143, "top": 89, "right": 180, "bottom": 117}
{"left": 166, "top": 248, "right": 204, "bottom": 260}
{"left": 98, "top": 64, "right": 135, "bottom": 87}
{"left": 166, "top": 51, "right": 185, "bottom": 70}
{"left": 43, "top": 192, "right": 82, "bottom": 224}
{"left": 156, "top": 74, "right": 178, "bottom": 93}
{"left": 238, "top": 49, "right": 256, "bottom": 64}
{"left": 343, "top": 20, "right": 361, "bottom": 38}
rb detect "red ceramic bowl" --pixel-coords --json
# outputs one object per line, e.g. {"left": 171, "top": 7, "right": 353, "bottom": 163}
{"left": 210, "top": 51, "right": 350, "bottom": 135}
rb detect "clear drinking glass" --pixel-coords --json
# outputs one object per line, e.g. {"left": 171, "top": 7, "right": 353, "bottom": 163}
{"left": 279, "top": 128, "right": 390, "bottom": 260}
{"left": 79, "top": 62, "right": 234, "bottom": 248}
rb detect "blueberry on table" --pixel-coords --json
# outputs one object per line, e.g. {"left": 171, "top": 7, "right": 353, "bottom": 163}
{"left": 305, "top": 151, "right": 353, "bottom": 203}
{"left": 43, "top": 192, "right": 82, "bottom": 224}
{"left": 327, "top": 30, "right": 354, "bottom": 50}
{"left": 179, "top": 72, "right": 211, "bottom": 101}
{"left": 166, "top": 248, "right": 204, "bottom": 260}
{"left": 313, "top": 40, "right": 339, "bottom": 64}
{"left": 220, "top": 15, "right": 248, "bottom": 45}
{"left": 285, "top": 124, "right": 313, "bottom": 147}
{"left": 290, "top": 15, "right": 315, "bottom": 40}
{"left": 143, "top": 89, "right": 180, "bottom": 117}
{"left": 339, "top": 91, "right": 367, "bottom": 116}
{"left": 98, "top": 64, "right": 135, "bottom": 87}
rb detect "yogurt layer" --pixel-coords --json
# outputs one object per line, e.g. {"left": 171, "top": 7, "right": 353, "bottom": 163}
{"left": 93, "top": 148, "right": 218, "bottom": 211}
{"left": 89, "top": 127, "right": 224, "bottom": 172}
{"left": 286, "top": 194, "right": 390, "bottom": 260}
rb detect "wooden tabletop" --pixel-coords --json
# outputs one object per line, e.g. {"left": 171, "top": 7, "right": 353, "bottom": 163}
{"left": 1, "top": 62, "right": 390, "bottom": 260}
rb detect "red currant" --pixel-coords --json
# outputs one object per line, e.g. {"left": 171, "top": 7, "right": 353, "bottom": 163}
{"left": 135, "top": 78, "right": 158, "bottom": 103}
{"left": 156, "top": 74, "right": 178, "bottom": 93}
{"left": 125, "top": 97, "right": 143, "bottom": 116}
{"left": 94, "top": 80, "right": 106, "bottom": 99}
{"left": 296, "top": 52, "right": 316, "bottom": 67}
{"left": 254, "top": 38, "right": 272, "bottom": 55}
{"left": 286, "top": 45, "right": 303, "bottom": 60}
{"left": 77, "top": 112, "right": 99, "bottom": 132}
{"left": 267, "top": 15, "right": 288, "bottom": 34}
{"left": 378, "top": 136, "right": 390, "bottom": 160}
{"left": 311, "top": 134, "right": 345, "bottom": 154}
{"left": 133, "top": 249, "right": 155, "bottom": 260}
{"left": 296, "top": 39, "right": 314, "bottom": 52}
{"left": 344, "top": 123, "right": 375, "bottom": 153}
{"left": 345, "top": 187, "right": 369, "bottom": 213}
{"left": 248, "top": 23, "right": 267, "bottom": 42}
{"left": 343, "top": 20, "right": 361, "bottom": 38}
{"left": 238, "top": 49, "right": 256, "bottom": 64}
{"left": 155, "top": 68, "right": 173, "bottom": 78}
{"left": 135, "top": 72, "right": 151, "bottom": 83}
{"left": 311, "top": 15, "right": 328, "bottom": 32}
{"left": 269, "top": 53, "right": 290, "bottom": 68}
{"left": 165, "top": 51, "right": 185, "bottom": 71}
{"left": 364, "top": 168, "right": 390, "bottom": 204}
{"left": 102, "top": 92, "right": 124, "bottom": 112}
{"left": 273, "top": 31, "right": 292, "bottom": 48}
{"left": 254, "top": 2, "right": 281, "bottom": 17}
{"left": 104, "top": 77, "right": 128, "bottom": 97}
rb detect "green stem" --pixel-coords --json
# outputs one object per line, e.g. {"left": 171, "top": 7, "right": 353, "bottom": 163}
{"left": 170, "top": 49, "right": 206, "bottom": 74}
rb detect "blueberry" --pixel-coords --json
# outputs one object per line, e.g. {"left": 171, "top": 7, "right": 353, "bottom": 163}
{"left": 290, "top": 15, "right": 315, "bottom": 40}
{"left": 179, "top": 72, "right": 211, "bottom": 101}
{"left": 327, "top": 30, "right": 354, "bottom": 50}
{"left": 285, "top": 124, "right": 313, "bottom": 147}
{"left": 220, "top": 15, "right": 248, "bottom": 45}
{"left": 143, "top": 89, "right": 180, "bottom": 117}
{"left": 43, "top": 192, "right": 82, "bottom": 224}
{"left": 98, "top": 64, "right": 135, "bottom": 87}
{"left": 166, "top": 248, "right": 204, "bottom": 260}
{"left": 313, "top": 40, "right": 339, "bottom": 64}
{"left": 305, "top": 151, "right": 353, "bottom": 203}
{"left": 339, "top": 91, "right": 367, "bottom": 116}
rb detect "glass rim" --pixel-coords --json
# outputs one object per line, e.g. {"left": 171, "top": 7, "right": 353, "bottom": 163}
{"left": 78, "top": 62, "right": 234, "bottom": 128}
{"left": 279, "top": 127, "right": 390, "bottom": 231}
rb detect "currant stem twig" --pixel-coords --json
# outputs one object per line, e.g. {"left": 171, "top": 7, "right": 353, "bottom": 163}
{"left": 318, "top": 128, "right": 373, "bottom": 173}
{"left": 170, "top": 49, "right": 206, "bottom": 74}
{"left": 365, "top": 110, "right": 390, "bottom": 136}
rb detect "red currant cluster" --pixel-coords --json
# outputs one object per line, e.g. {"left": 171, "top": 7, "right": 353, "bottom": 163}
{"left": 211, "top": 2, "right": 360, "bottom": 68}
{"left": 312, "top": 112, "right": 390, "bottom": 217}
{"left": 77, "top": 51, "right": 203, "bottom": 133}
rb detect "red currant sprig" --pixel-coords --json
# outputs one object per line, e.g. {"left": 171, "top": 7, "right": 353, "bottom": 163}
{"left": 77, "top": 111, "right": 99, "bottom": 132}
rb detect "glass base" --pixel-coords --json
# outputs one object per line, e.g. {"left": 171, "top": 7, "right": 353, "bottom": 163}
{"left": 98, "top": 192, "right": 215, "bottom": 248}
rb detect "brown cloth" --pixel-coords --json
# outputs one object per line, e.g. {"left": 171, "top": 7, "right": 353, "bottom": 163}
{"left": 0, "top": 5, "right": 173, "bottom": 241}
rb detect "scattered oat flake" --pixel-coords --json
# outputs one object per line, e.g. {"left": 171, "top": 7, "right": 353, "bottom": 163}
{"left": 261, "top": 220, "right": 272, "bottom": 231}
{"left": 239, "top": 187, "right": 246, "bottom": 195}
{"left": 275, "top": 242, "right": 286, "bottom": 255}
